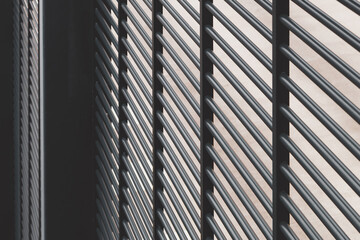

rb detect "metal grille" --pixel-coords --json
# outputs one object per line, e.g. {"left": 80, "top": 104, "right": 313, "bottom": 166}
{"left": 274, "top": 1, "right": 360, "bottom": 239}
{"left": 14, "top": 0, "right": 41, "bottom": 239}
{"left": 202, "top": 1, "right": 272, "bottom": 239}
{"left": 95, "top": 0, "right": 360, "bottom": 239}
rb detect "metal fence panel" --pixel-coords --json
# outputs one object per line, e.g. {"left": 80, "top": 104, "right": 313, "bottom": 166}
{"left": 95, "top": 0, "right": 359, "bottom": 239}
{"left": 9, "top": 0, "right": 358, "bottom": 239}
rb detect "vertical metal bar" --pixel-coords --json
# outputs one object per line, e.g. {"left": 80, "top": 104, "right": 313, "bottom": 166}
{"left": 42, "top": 1, "right": 96, "bottom": 239}
{"left": 200, "top": 0, "right": 214, "bottom": 239}
{"left": 118, "top": 0, "right": 128, "bottom": 238}
{"left": 0, "top": 0, "right": 15, "bottom": 239}
{"left": 152, "top": 0, "right": 164, "bottom": 238}
{"left": 272, "top": 0, "right": 290, "bottom": 239}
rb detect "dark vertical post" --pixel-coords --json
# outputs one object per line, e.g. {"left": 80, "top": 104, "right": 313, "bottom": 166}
{"left": 118, "top": 0, "right": 128, "bottom": 238}
{"left": 13, "top": 0, "right": 21, "bottom": 239}
{"left": 272, "top": 0, "right": 290, "bottom": 239}
{"left": 0, "top": 0, "right": 15, "bottom": 239}
{"left": 152, "top": 0, "right": 164, "bottom": 238}
{"left": 42, "top": 0, "right": 96, "bottom": 239}
{"left": 200, "top": 0, "right": 214, "bottom": 239}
